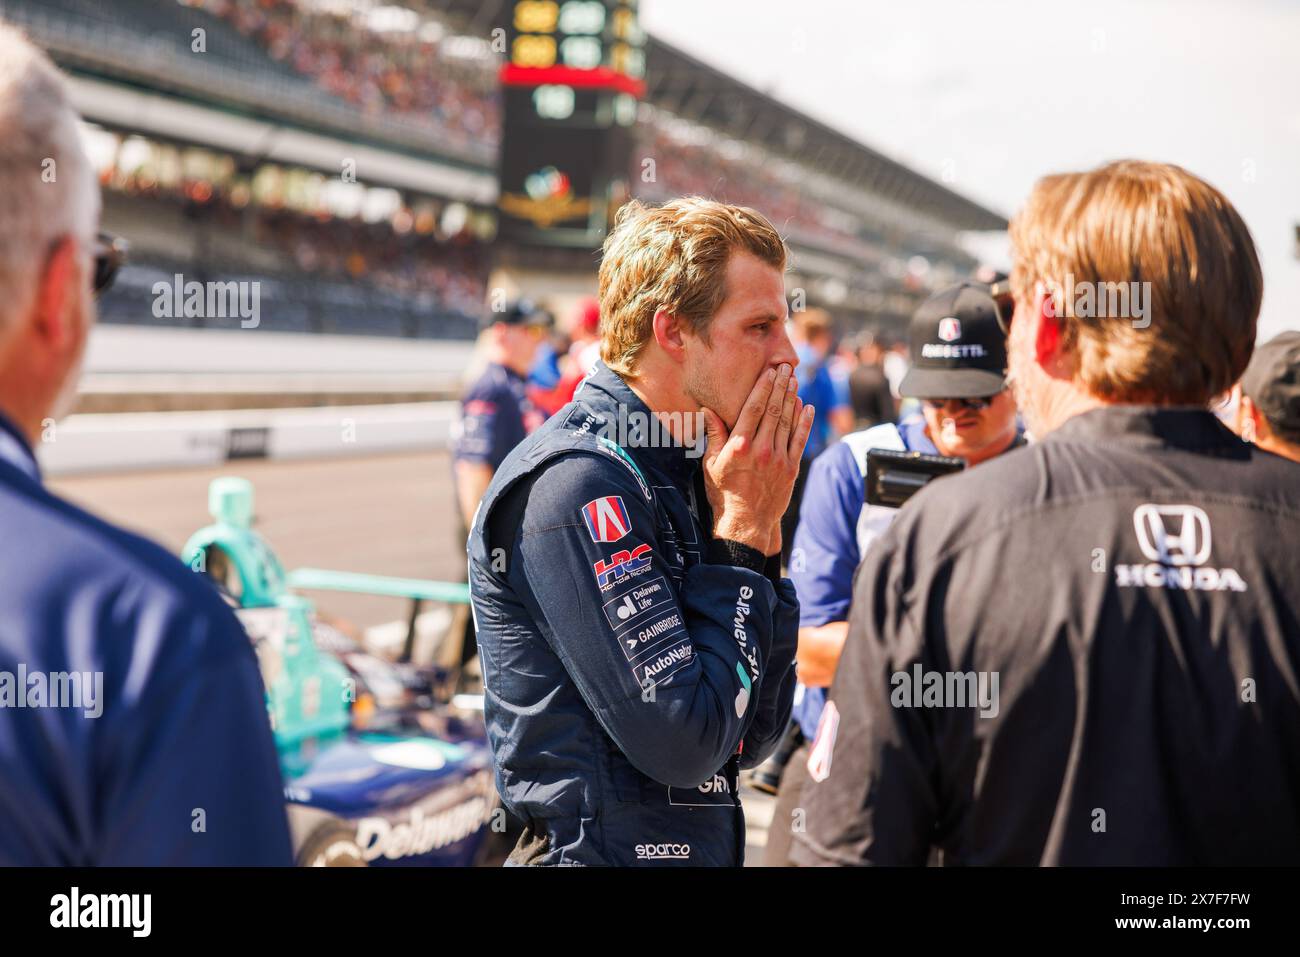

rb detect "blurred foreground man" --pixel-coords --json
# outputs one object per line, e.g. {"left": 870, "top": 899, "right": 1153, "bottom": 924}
{"left": 1233, "top": 331, "right": 1300, "bottom": 463}
{"left": 469, "top": 198, "right": 811, "bottom": 865}
{"left": 792, "top": 160, "right": 1300, "bottom": 866}
{"left": 0, "top": 25, "right": 290, "bottom": 864}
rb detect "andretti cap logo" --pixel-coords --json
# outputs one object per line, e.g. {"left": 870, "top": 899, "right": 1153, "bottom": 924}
{"left": 1115, "top": 505, "right": 1247, "bottom": 592}
{"left": 937, "top": 317, "right": 962, "bottom": 342}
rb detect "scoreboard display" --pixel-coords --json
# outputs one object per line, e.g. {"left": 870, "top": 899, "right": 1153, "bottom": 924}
{"left": 497, "top": 0, "right": 645, "bottom": 249}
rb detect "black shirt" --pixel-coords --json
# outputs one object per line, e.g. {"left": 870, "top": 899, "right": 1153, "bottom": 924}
{"left": 848, "top": 362, "right": 895, "bottom": 430}
{"left": 790, "top": 406, "right": 1300, "bottom": 865}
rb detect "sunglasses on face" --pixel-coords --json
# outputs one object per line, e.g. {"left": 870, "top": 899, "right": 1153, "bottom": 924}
{"left": 921, "top": 394, "right": 999, "bottom": 412}
{"left": 989, "top": 280, "right": 1015, "bottom": 335}
{"left": 93, "top": 232, "right": 128, "bottom": 296}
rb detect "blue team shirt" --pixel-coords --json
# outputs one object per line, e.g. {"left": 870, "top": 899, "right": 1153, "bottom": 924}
{"left": 455, "top": 363, "right": 540, "bottom": 472}
{"left": 0, "top": 413, "right": 292, "bottom": 865}
{"left": 789, "top": 413, "right": 936, "bottom": 738}
{"left": 796, "top": 345, "right": 845, "bottom": 461}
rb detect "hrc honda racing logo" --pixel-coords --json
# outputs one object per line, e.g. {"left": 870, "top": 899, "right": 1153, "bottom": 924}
{"left": 1115, "top": 504, "right": 1247, "bottom": 592}
{"left": 594, "top": 543, "right": 654, "bottom": 591}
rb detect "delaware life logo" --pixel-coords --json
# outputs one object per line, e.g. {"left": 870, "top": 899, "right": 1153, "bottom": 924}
{"left": 581, "top": 495, "right": 632, "bottom": 543}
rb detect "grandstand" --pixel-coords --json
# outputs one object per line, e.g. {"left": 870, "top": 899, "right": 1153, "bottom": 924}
{"left": 2, "top": 0, "right": 1006, "bottom": 338}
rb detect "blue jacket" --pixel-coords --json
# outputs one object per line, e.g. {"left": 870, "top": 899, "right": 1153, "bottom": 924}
{"left": 0, "top": 414, "right": 292, "bottom": 865}
{"left": 454, "top": 362, "right": 542, "bottom": 472}
{"left": 468, "top": 363, "right": 799, "bottom": 865}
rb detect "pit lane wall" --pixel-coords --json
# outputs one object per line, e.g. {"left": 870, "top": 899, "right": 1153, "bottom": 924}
{"left": 37, "top": 403, "right": 459, "bottom": 477}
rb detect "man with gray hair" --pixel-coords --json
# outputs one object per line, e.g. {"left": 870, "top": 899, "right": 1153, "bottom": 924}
{"left": 0, "top": 24, "right": 291, "bottom": 865}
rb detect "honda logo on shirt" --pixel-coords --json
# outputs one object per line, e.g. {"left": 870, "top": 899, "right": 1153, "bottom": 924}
{"left": 937, "top": 317, "right": 962, "bottom": 342}
{"left": 581, "top": 495, "right": 632, "bottom": 543}
{"left": 1133, "top": 504, "right": 1211, "bottom": 566}
{"left": 1115, "top": 503, "right": 1247, "bottom": 592}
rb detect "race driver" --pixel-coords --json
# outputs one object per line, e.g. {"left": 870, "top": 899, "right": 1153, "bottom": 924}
{"left": 763, "top": 281, "right": 1022, "bottom": 864}
{"left": 468, "top": 197, "right": 812, "bottom": 866}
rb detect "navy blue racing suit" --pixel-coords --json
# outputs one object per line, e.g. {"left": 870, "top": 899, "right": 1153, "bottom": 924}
{"left": 468, "top": 362, "right": 800, "bottom": 865}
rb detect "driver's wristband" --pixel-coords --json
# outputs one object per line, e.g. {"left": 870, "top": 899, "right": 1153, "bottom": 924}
{"left": 707, "top": 538, "right": 767, "bottom": 574}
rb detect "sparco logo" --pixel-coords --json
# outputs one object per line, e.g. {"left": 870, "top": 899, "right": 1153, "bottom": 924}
{"left": 1115, "top": 504, "right": 1247, "bottom": 592}
{"left": 635, "top": 842, "right": 691, "bottom": 860}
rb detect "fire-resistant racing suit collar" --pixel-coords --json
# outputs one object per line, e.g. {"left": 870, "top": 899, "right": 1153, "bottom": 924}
{"left": 578, "top": 360, "right": 705, "bottom": 483}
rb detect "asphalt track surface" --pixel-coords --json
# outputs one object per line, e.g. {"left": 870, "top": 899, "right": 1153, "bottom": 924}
{"left": 50, "top": 450, "right": 778, "bottom": 863}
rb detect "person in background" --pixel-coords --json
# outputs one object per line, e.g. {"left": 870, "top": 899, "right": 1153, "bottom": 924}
{"left": 539, "top": 296, "right": 602, "bottom": 411}
{"left": 882, "top": 337, "right": 910, "bottom": 401}
{"left": 1233, "top": 330, "right": 1300, "bottom": 463}
{"left": 793, "top": 160, "right": 1300, "bottom": 866}
{"left": 826, "top": 340, "right": 857, "bottom": 437}
{"left": 763, "top": 282, "right": 1021, "bottom": 864}
{"left": 0, "top": 23, "right": 290, "bottom": 865}
{"left": 453, "top": 300, "right": 552, "bottom": 532}
{"left": 780, "top": 308, "right": 851, "bottom": 563}
{"left": 526, "top": 322, "right": 566, "bottom": 416}
{"left": 847, "top": 333, "right": 896, "bottom": 430}
{"left": 452, "top": 301, "right": 552, "bottom": 675}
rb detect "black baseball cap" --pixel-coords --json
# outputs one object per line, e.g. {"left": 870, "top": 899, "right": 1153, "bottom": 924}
{"left": 484, "top": 298, "right": 554, "bottom": 329}
{"left": 898, "top": 281, "right": 1008, "bottom": 399}
{"left": 1241, "top": 331, "right": 1300, "bottom": 436}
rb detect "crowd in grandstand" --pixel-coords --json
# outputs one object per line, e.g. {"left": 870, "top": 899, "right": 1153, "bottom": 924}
{"left": 103, "top": 158, "right": 490, "bottom": 318}
{"left": 195, "top": 0, "right": 501, "bottom": 144}
{"left": 636, "top": 117, "right": 886, "bottom": 263}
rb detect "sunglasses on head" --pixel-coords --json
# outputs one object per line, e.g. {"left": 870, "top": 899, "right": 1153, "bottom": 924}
{"left": 921, "top": 394, "right": 999, "bottom": 412}
{"left": 93, "top": 232, "right": 128, "bottom": 296}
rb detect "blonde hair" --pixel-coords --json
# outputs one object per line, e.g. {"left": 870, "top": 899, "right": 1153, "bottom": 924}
{"left": 598, "top": 197, "right": 786, "bottom": 375}
{"left": 1009, "top": 160, "right": 1261, "bottom": 405}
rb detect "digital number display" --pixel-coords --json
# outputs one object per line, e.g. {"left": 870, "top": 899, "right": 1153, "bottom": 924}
{"left": 506, "top": 0, "right": 643, "bottom": 90}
